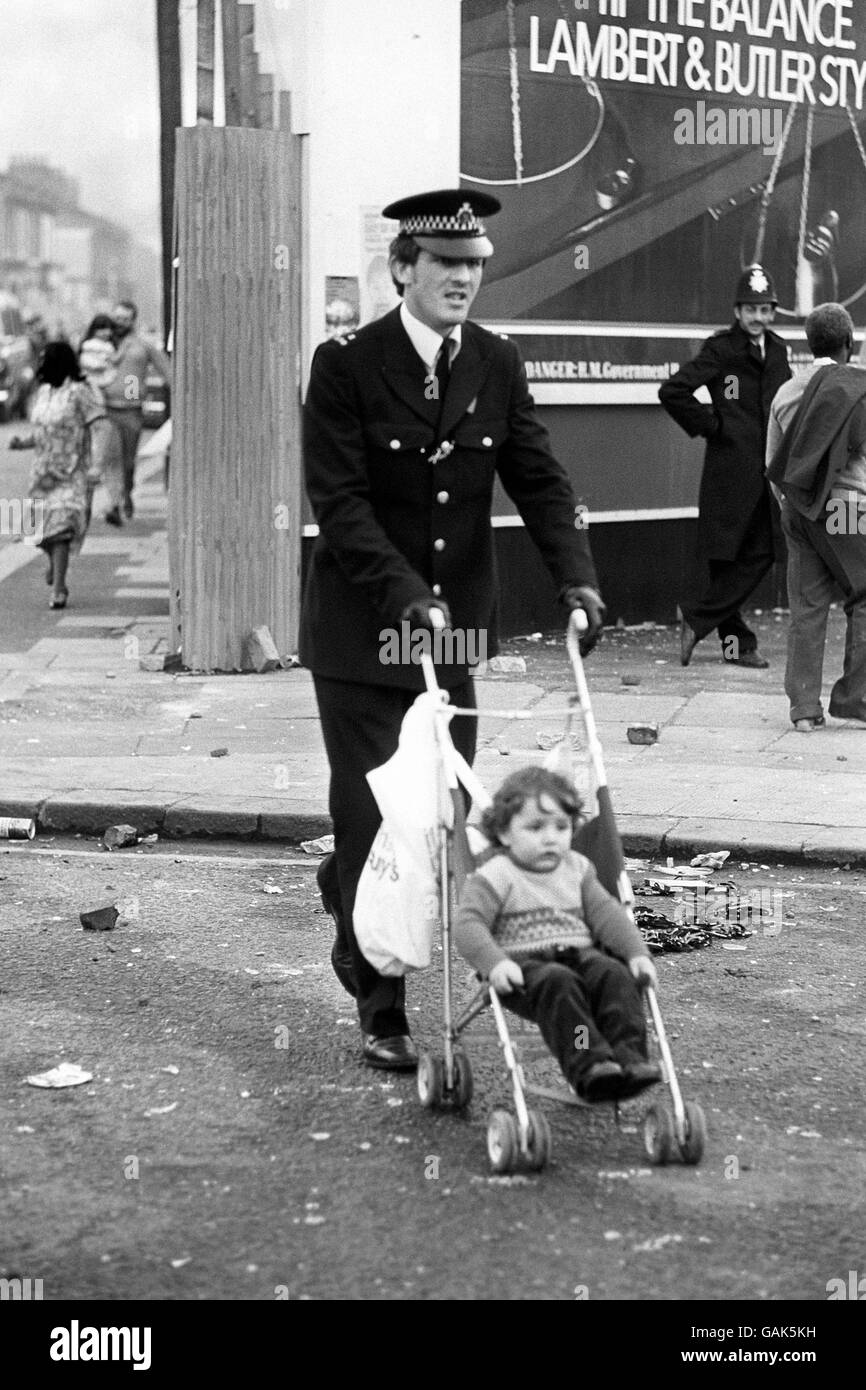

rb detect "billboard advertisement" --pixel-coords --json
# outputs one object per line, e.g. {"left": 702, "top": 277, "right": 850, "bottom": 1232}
{"left": 460, "top": 0, "right": 866, "bottom": 399}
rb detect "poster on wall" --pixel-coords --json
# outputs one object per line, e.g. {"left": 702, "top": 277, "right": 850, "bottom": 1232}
{"left": 359, "top": 206, "right": 401, "bottom": 326}
{"left": 460, "top": 0, "right": 866, "bottom": 400}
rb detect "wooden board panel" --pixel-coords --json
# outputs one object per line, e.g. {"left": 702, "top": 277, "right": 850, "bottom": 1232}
{"left": 171, "top": 126, "right": 303, "bottom": 670}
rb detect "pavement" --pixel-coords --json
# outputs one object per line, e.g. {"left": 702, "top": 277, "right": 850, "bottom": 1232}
{"left": 2, "top": 451, "right": 866, "bottom": 863}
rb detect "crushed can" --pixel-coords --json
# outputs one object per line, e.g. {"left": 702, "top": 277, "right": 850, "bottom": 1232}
{"left": 0, "top": 817, "right": 36, "bottom": 840}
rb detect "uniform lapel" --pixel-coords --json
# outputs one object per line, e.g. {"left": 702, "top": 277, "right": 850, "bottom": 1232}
{"left": 378, "top": 309, "right": 439, "bottom": 428}
{"left": 438, "top": 326, "right": 493, "bottom": 439}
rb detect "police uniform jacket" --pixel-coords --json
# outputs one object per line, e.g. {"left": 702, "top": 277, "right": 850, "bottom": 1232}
{"left": 300, "top": 306, "right": 597, "bottom": 688}
{"left": 659, "top": 322, "right": 791, "bottom": 562}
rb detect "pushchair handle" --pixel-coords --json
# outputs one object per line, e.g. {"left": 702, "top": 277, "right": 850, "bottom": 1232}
{"left": 570, "top": 608, "right": 589, "bottom": 634}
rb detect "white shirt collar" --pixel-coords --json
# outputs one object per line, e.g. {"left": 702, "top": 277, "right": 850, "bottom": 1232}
{"left": 400, "top": 301, "right": 462, "bottom": 373}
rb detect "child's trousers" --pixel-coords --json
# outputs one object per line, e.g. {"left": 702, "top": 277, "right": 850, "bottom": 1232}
{"left": 502, "top": 947, "right": 648, "bottom": 1090}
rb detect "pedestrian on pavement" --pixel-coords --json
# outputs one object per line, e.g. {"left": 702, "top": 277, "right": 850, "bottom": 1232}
{"left": 101, "top": 300, "right": 171, "bottom": 520}
{"left": 659, "top": 264, "right": 791, "bottom": 669}
{"left": 10, "top": 341, "right": 105, "bottom": 609}
{"left": 78, "top": 314, "right": 125, "bottom": 526}
{"left": 454, "top": 766, "right": 660, "bottom": 1104}
{"left": 301, "top": 188, "right": 606, "bottom": 1072}
{"left": 766, "top": 303, "right": 866, "bottom": 730}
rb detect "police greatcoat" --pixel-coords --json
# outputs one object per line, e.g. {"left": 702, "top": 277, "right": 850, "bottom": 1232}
{"left": 659, "top": 322, "right": 791, "bottom": 562}
{"left": 300, "top": 307, "right": 598, "bottom": 688}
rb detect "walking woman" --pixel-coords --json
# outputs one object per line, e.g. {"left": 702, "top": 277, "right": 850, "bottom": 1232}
{"left": 10, "top": 341, "right": 105, "bottom": 609}
{"left": 79, "top": 313, "right": 125, "bottom": 525}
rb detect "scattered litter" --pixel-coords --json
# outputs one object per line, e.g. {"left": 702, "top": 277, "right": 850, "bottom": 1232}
{"left": 80, "top": 903, "right": 119, "bottom": 932}
{"left": 170, "top": 1258, "right": 191, "bottom": 1269}
{"left": 139, "top": 834, "right": 159, "bottom": 845}
{"left": 0, "top": 817, "right": 36, "bottom": 840}
{"left": 598, "top": 1168, "right": 653, "bottom": 1180}
{"left": 394, "top": 1136, "right": 411, "bottom": 1144}
{"left": 604, "top": 1231, "right": 622, "bottom": 1240}
{"left": 359, "top": 1142, "right": 372, "bottom": 1151}
{"left": 487, "top": 1174, "right": 534, "bottom": 1186}
{"left": 101, "top": 824, "right": 139, "bottom": 850}
{"left": 144, "top": 1102, "right": 178, "bottom": 1117}
{"left": 536, "top": 731, "right": 582, "bottom": 751}
{"left": 621, "top": 674, "right": 641, "bottom": 686}
{"left": 632, "top": 1233, "right": 684, "bottom": 1253}
{"left": 15, "top": 1125, "right": 35, "bottom": 1133}
{"left": 261, "top": 885, "right": 283, "bottom": 895}
{"left": 690, "top": 851, "right": 730, "bottom": 869}
{"left": 386, "top": 1097, "right": 403, "bottom": 1107}
{"left": 161, "top": 1065, "right": 179, "bottom": 1075}
{"left": 627, "top": 723, "right": 658, "bottom": 745}
{"left": 721, "top": 943, "right": 747, "bottom": 952}
{"left": 304, "top": 1214, "right": 326, "bottom": 1225}
{"left": 310, "top": 1132, "right": 330, "bottom": 1141}
{"left": 487, "top": 655, "right": 526, "bottom": 675}
{"left": 300, "top": 835, "right": 335, "bottom": 855}
{"left": 25, "top": 1063, "right": 93, "bottom": 1089}
{"left": 244, "top": 968, "right": 260, "bottom": 976}
{"left": 210, "top": 747, "right": 229, "bottom": 758}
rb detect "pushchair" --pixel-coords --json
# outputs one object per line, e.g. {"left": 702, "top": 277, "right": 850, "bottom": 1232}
{"left": 414, "top": 611, "right": 707, "bottom": 1174}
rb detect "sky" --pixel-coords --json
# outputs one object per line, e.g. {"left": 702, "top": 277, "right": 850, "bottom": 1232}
{"left": 0, "top": 0, "right": 162, "bottom": 250}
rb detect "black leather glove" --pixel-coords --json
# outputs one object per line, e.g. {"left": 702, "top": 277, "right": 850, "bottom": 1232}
{"left": 401, "top": 598, "right": 453, "bottom": 630}
{"left": 562, "top": 585, "right": 606, "bottom": 656}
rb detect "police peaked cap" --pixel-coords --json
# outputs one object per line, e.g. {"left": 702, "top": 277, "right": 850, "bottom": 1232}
{"left": 383, "top": 189, "right": 501, "bottom": 258}
{"left": 735, "top": 264, "right": 778, "bottom": 305}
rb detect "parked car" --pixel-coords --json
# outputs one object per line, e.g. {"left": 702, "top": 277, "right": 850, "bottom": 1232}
{"left": 0, "top": 292, "right": 36, "bottom": 422}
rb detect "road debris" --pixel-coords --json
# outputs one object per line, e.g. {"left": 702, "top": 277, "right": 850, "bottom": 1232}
{"left": 690, "top": 851, "right": 731, "bottom": 868}
{"left": 300, "top": 835, "right": 335, "bottom": 855}
{"left": 101, "top": 824, "right": 139, "bottom": 850}
{"left": 144, "top": 1102, "right": 178, "bottom": 1117}
{"left": 627, "top": 723, "right": 658, "bottom": 745}
{"left": 25, "top": 1063, "right": 93, "bottom": 1088}
{"left": 80, "top": 903, "right": 119, "bottom": 932}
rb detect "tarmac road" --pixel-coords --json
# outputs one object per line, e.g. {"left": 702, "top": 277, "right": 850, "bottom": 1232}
{"left": 1, "top": 837, "right": 864, "bottom": 1307}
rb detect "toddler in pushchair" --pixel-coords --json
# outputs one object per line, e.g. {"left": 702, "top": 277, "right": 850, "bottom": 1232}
{"left": 454, "top": 764, "right": 661, "bottom": 1105}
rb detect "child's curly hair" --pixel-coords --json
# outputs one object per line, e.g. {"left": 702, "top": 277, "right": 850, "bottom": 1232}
{"left": 481, "top": 765, "right": 582, "bottom": 844}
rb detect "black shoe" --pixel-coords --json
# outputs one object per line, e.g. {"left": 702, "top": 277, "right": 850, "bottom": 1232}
{"left": 104, "top": 506, "right": 122, "bottom": 527}
{"left": 49, "top": 588, "right": 68, "bottom": 610}
{"left": 724, "top": 649, "right": 769, "bottom": 669}
{"left": 576, "top": 1059, "right": 626, "bottom": 1103}
{"left": 679, "top": 615, "right": 698, "bottom": 667}
{"left": 362, "top": 1034, "right": 418, "bottom": 1071}
{"left": 618, "top": 1060, "right": 663, "bottom": 1100}
{"left": 828, "top": 703, "right": 866, "bottom": 724}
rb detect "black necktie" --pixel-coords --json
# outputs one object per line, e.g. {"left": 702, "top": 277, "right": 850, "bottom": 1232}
{"left": 435, "top": 336, "right": 452, "bottom": 406}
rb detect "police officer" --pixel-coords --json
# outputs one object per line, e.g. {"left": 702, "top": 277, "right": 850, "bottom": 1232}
{"left": 659, "top": 264, "right": 791, "bottom": 668}
{"left": 301, "top": 189, "right": 606, "bottom": 1070}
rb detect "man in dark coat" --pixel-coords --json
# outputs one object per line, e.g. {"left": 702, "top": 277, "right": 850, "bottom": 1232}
{"left": 300, "top": 189, "right": 606, "bottom": 1071}
{"left": 659, "top": 264, "right": 791, "bottom": 668}
{"left": 766, "top": 302, "right": 866, "bottom": 731}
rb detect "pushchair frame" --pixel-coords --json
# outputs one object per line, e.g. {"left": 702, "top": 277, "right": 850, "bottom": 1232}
{"left": 415, "top": 611, "right": 707, "bottom": 1174}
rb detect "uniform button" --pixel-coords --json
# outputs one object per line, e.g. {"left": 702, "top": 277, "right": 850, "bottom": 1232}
{"left": 482, "top": 435, "right": 493, "bottom": 447}
{"left": 420, "top": 448, "right": 426, "bottom": 455}
{"left": 437, "top": 490, "right": 449, "bottom": 504}
{"left": 432, "top": 584, "right": 442, "bottom": 597}
{"left": 389, "top": 438, "right": 401, "bottom": 450}
{"left": 433, "top": 538, "right": 446, "bottom": 552}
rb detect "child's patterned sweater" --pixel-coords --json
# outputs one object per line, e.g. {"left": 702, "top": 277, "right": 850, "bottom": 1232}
{"left": 454, "top": 849, "right": 649, "bottom": 977}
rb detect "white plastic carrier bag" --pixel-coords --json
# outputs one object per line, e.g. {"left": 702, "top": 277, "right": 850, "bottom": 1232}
{"left": 353, "top": 692, "right": 452, "bottom": 977}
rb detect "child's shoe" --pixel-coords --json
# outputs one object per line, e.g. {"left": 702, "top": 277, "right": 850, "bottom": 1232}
{"left": 577, "top": 1059, "right": 626, "bottom": 1103}
{"left": 619, "top": 1060, "right": 662, "bottom": 1099}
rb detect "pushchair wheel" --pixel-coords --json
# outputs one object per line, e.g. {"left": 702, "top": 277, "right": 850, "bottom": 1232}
{"left": 643, "top": 1102, "right": 676, "bottom": 1165}
{"left": 417, "top": 1052, "right": 445, "bottom": 1109}
{"left": 487, "top": 1109, "right": 520, "bottom": 1174}
{"left": 525, "top": 1110, "right": 552, "bottom": 1171}
{"left": 451, "top": 1048, "right": 473, "bottom": 1110}
{"left": 679, "top": 1101, "right": 707, "bottom": 1165}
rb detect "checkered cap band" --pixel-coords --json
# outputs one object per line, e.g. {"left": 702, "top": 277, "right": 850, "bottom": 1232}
{"left": 401, "top": 202, "right": 486, "bottom": 236}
